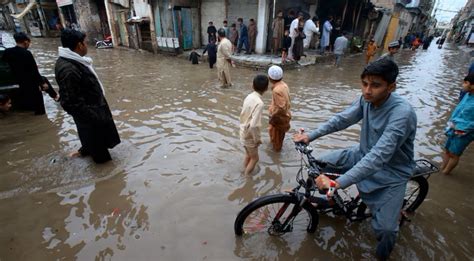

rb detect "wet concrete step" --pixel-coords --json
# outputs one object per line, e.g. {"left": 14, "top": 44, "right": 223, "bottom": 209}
{"left": 181, "top": 48, "right": 335, "bottom": 70}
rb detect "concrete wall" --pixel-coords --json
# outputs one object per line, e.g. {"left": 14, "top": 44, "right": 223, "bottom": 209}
{"left": 200, "top": 0, "right": 225, "bottom": 46}
{"left": 396, "top": 9, "right": 413, "bottom": 39}
{"left": 73, "top": 0, "right": 102, "bottom": 42}
{"left": 134, "top": 0, "right": 149, "bottom": 18}
{"left": 227, "top": 0, "right": 258, "bottom": 25}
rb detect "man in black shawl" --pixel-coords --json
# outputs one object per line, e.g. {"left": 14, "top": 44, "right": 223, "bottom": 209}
{"left": 55, "top": 29, "right": 120, "bottom": 163}
{"left": 2, "top": 32, "right": 59, "bottom": 115}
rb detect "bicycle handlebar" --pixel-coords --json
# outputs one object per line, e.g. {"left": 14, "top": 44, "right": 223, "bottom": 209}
{"left": 294, "top": 142, "right": 328, "bottom": 169}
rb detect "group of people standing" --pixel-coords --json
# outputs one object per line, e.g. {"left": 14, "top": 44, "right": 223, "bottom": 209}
{"left": 2, "top": 31, "right": 120, "bottom": 163}
{"left": 207, "top": 18, "right": 258, "bottom": 55}
{"left": 270, "top": 10, "right": 321, "bottom": 63}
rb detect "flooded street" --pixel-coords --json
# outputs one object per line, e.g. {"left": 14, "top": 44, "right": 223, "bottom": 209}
{"left": 1, "top": 37, "right": 473, "bottom": 260}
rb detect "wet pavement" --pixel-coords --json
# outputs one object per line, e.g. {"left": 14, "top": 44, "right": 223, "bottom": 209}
{"left": 0, "top": 34, "right": 473, "bottom": 260}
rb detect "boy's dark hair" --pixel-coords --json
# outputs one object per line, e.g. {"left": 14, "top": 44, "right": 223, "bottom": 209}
{"left": 312, "top": 16, "right": 319, "bottom": 22}
{"left": 0, "top": 94, "right": 10, "bottom": 104}
{"left": 253, "top": 75, "right": 269, "bottom": 93}
{"left": 361, "top": 58, "right": 399, "bottom": 84}
{"left": 231, "top": 23, "right": 236, "bottom": 27}
{"left": 13, "top": 32, "right": 30, "bottom": 43}
{"left": 223, "top": 20, "right": 227, "bottom": 24}
{"left": 217, "top": 28, "right": 226, "bottom": 37}
{"left": 238, "top": 18, "right": 243, "bottom": 22}
{"left": 61, "top": 29, "right": 86, "bottom": 51}
{"left": 250, "top": 18, "right": 254, "bottom": 22}
{"left": 464, "top": 73, "right": 474, "bottom": 84}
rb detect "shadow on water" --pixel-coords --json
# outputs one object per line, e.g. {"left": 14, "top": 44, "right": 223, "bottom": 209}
{"left": 0, "top": 36, "right": 473, "bottom": 260}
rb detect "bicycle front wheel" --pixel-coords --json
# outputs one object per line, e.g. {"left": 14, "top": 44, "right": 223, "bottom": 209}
{"left": 234, "top": 194, "right": 318, "bottom": 236}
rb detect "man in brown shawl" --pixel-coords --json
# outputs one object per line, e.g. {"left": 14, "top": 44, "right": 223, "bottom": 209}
{"left": 248, "top": 19, "right": 257, "bottom": 54}
{"left": 267, "top": 65, "right": 291, "bottom": 152}
{"left": 272, "top": 10, "right": 284, "bottom": 55}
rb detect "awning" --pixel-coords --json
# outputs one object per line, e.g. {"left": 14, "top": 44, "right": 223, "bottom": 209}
{"left": 11, "top": 1, "right": 36, "bottom": 19}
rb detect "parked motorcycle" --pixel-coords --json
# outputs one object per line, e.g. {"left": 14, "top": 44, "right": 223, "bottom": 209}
{"left": 95, "top": 36, "right": 113, "bottom": 49}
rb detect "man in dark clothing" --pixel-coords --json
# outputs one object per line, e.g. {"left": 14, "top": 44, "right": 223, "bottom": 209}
{"left": 207, "top": 21, "right": 217, "bottom": 43}
{"left": 203, "top": 39, "right": 217, "bottom": 68}
{"left": 55, "top": 29, "right": 120, "bottom": 163}
{"left": 2, "top": 32, "right": 58, "bottom": 115}
{"left": 284, "top": 10, "right": 296, "bottom": 31}
{"left": 237, "top": 18, "right": 250, "bottom": 54}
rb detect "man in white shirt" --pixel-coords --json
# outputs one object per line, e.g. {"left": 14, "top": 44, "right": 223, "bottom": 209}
{"left": 288, "top": 12, "right": 303, "bottom": 60}
{"left": 303, "top": 16, "right": 319, "bottom": 49}
{"left": 320, "top": 16, "right": 333, "bottom": 54}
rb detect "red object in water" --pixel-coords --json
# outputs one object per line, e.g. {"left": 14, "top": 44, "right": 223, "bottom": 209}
{"left": 111, "top": 208, "right": 120, "bottom": 216}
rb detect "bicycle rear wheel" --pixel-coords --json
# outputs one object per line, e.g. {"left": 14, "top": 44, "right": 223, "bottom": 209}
{"left": 234, "top": 194, "right": 318, "bottom": 236}
{"left": 403, "top": 176, "right": 429, "bottom": 213}
{"left": 355, "top": 176, "right": 429, "bottom": 219}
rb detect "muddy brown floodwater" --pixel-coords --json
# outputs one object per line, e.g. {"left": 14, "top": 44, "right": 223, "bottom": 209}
{"left": 0, "top": 36, "right": 473, "bottom": 260}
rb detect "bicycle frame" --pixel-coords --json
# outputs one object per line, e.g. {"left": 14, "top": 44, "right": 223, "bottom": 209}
{"left": 287, "top": 143, "right": 439, "bottom": 224}
{"left": 234, "top": 142, "right": 440, "bottom": 237}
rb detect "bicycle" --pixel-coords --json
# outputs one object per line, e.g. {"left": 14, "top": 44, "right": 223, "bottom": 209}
{"left": 234, "top": 142, "right": 438, "bottom": 236}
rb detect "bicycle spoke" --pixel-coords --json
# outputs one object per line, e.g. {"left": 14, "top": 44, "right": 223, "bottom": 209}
{"left": 242, "top": 202, "right": 310, "bottom": 235}
{"left": 403, "top": 180, "right": 420, "bottom": 210}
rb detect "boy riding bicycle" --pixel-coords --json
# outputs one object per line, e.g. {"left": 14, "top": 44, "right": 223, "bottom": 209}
{"left": 294, "top": 59, "right": 417, "bottom": 260}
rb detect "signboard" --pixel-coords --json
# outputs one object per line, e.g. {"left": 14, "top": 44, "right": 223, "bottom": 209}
{"left": 56, "top": 0, "right": 73, "bottom": 7}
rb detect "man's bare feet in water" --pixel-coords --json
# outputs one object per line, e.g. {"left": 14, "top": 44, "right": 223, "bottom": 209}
{"left": 69, "top": 151, "right": 82, "bottom": 157}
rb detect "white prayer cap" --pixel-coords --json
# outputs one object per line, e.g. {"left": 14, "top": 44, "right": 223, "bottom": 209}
{"left": 388, "top": 41, "right": 400, "bottom": 48}
{"left": 268, "top": 65, "right": 283, "bottom": 80}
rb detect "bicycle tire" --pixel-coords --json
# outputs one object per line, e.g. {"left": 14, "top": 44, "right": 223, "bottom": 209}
{"left": 356, "top": 176, "right": 429, "bottom": 217}
{"left": 234, "top": 194, "right": 319, "bottom": 236}
{"left": 403, "top": 176, "right": 429, "bottom": 213}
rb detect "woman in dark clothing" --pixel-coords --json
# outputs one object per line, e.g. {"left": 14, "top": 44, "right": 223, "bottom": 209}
{"left": 203, "top": 39, "right": 217, "bottom": 68}
{"left": 55, "top": 29, "right": 120, "bottom": 163}
{"left": 292, "top": 26, "right": 306, "bottom": 61}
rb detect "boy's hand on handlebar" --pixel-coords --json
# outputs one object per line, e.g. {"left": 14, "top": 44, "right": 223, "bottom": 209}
{"left": 316, "top": 175, "right": 340, "bottom": 190}
{"left": 293, "top": 133, "right": 310, "bottom": 144}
